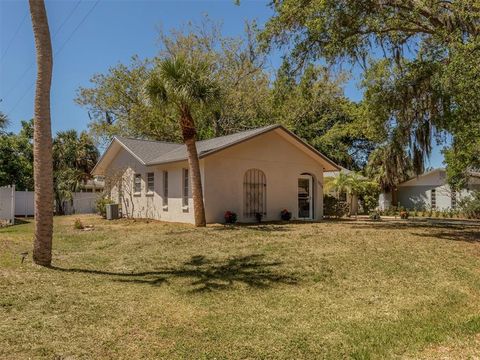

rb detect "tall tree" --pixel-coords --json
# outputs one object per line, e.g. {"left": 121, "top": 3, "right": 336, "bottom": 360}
{"left": 261, "top": 0, "right": 480, "bottom": 187}
{"left": 272, "top": 63, "right": 376, "bottom": 169}
{"left": 76, "top": 56, "right": 180, "bottom": 145}
{"left": 29, "top": 0, "right": 54, "bottom": 267}
{"left": 76, "top": 18, "right": 272, "bottom": 144}
{"left": 146, "top": 56, "right": 220, "bottom": 227}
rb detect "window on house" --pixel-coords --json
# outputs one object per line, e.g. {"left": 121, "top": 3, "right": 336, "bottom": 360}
{"left": 134, "top": 174, "right": 141, "bottom": 194}
{"left": 162, "top": 171, "right": 168, "bottom": 209}
{"left": 431, "top": 189, "right": 436, "bottom": 209}
{"left": 451, "top": 189, "right": 457, "bottom": 209}
{"left": 182, "top": 168, "right": 189, "bottom": 209}
{"left": 147, "top": 172, "right": 154, "bottom": 194}
{"left": 243, "top": 169, "right": 267, "bottom": 218}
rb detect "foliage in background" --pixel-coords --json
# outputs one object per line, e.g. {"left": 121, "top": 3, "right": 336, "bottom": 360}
{"left": 359, "top": 181, "right": 381, "bottom": 214}
{"left": 325, "top": 172, "right": 380, "bottom": 215}
{"left": 458, "top": 191, "right": 480, "bottom": 219}
{"left": 53, "top": 130, "right": 99, "bottom": 214}
{"left": 75, "top": 56, "right": 180, "bottom": 144}
{"left": 365, "top": 142, "right": 413, "bottom": 191}
{"left": 272, "top": 64, "right": 376, "bottom": 169}
{"left": 76, "top": 17, "right": 376, "bottom": 170}
{"left": 76, "top": 17, "right": 271, "bottom": 145}
{"left": 261, "top": 0, "right": 480, "bottom": 188}
{"left": 323, "top": 195, "right": 349, "bottom": 218}
{"left": 0, "top": 120, "right": 34, "bottom": 190}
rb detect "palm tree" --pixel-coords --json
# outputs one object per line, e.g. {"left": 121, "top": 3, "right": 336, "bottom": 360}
{"left": 325, "top": 172, "right": 374, "bottom": 216}
{"left": 29, "top": 0, "right": 54, "bottom": 266}
{"left": 146, "top": 56, "right": 219, "bottom": 227}
{"left": 53, "top": 130, "right": 99, "bottom": 214}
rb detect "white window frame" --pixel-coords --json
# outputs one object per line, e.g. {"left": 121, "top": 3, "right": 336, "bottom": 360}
{"left": 146, "top": 172, "right": 154, "bottom": 196}
{"left": 162, "top": 171, "right": 168, "bottom": 210}
{"left": 133, "top": 174, "right": 141, "bottom": 195}
{"left": 182, "top": 168, "right": 189, "bottom": 211}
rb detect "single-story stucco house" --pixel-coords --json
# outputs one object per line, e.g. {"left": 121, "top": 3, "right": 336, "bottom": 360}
{"left": 92, "top": 124, "right": 339, "bottom": 224}
{"left": 378, "top": 168, "right": 480, "bottom": 211}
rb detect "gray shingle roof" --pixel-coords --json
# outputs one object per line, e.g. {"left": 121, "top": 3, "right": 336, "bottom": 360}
{"left": 115, "top": 137, "right": 181, "bottom": 164}
{"left": 107, "top": 124, "right": 339, "bottom": 171}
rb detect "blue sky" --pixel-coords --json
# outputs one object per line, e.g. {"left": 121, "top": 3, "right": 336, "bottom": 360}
{"left": 0, "top": 0, "right": 444, "bottom": 167}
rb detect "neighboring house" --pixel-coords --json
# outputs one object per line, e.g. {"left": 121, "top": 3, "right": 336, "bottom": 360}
{"left": 92, "top": 125, "right": 339, "bottom": 224}
{"left": 79, "top": 177, "right": 104, "bottom": 193}
{"left": 379, "top": 168, "right": 480, "bottom": 211}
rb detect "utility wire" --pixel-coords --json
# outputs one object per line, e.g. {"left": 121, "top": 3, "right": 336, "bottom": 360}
{"left": 6, "top": 0, "right": 99, "bottom": 117}
{"left": 4, "top": 0, "right": 83, "bottom": 96}
{"left": 0, "top": 11, "right": 28, "bottom": 62}
{"left": 54, "top": 0, "right": 99, "bottom": 56}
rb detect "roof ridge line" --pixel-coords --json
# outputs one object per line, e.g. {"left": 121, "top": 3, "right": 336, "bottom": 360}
{"left": 115, "top": 135, "right": 181, "bottom": 145}
{"left": 195, "top": 124, "right": 280, "bottom": 144}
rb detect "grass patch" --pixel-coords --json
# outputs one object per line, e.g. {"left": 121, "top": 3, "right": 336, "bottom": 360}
{"left": 1, "top": 215, "right": 480, "bottom": 358}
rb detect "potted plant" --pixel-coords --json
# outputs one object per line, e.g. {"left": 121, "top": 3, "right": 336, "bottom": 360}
{"left": 224, "top": 211, "right": 237, "bottom": 224}
{"left": 369, "top": 211, "right": 381, "bottom": 221}
{"left": 280, "top": 209, "right": 292, "bottom": 221}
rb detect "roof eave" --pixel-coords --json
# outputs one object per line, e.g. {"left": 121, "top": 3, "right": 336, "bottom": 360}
{"left": 91, "top": 136, "right": 147, "bottom": 176}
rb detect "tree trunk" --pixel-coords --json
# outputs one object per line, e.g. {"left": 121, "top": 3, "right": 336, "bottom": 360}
{"left": 181, "top": 111, "right": 206, "bottom": 227}
{"left": 29, "top": 0, "right": 54, "bottom": 266}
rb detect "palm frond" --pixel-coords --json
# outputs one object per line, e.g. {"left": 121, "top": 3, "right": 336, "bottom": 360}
{"left": 146, "top": 55, "right": 220, "bottom": 110}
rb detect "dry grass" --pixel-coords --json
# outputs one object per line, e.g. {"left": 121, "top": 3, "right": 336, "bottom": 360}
{"left": 1, "top": 215, "right": 480, "bottom": 359}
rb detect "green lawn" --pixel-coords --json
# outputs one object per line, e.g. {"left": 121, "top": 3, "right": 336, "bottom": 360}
{"left": 1, "top": 215, "right": 480, "bottom": 359}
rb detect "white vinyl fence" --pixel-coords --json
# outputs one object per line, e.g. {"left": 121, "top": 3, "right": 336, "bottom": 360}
{"left": 1, "top": 187, "right": 100, "bottom": 220}
{"left": 62, "top": 192, "right": 100, "bottom": 214}
{"left": 0, "top": 185, "right": 15, "bottom": 224}
{"left": 15, "top": 190, "right": 35, "bottom": 217}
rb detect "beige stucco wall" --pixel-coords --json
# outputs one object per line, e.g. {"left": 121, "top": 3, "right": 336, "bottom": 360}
{"left": 203, "top": 130, "right": 325, "bottom": 223}
{"left": 106, "top": 147, "right": 198, "bottom": 224}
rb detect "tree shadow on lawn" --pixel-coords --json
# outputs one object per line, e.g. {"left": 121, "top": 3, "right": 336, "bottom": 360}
{"left": 349, "top": 221, "right": 480, "bottom": 244}
{"left": 410, "top": 230, "right": 480, "bottom": 243}
{"left": 212, "top": 223, "right": 293, "bottom": 233}
{"left": 51, "top": 254, "right": 298, "bottom": 292}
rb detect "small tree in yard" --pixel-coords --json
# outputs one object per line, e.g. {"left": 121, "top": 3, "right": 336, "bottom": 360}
{"left": 146, "top": 56, "right": 220, "bottom": 227}
{"left": 459, "top": 191, "right": 480, "bottom": 219}
{"left": 325, "top": 172, "right": 379, "bottom": 216}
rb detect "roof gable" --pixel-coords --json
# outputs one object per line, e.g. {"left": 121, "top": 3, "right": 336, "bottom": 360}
{"left": 115, "top": 137, "right": 181, "bottom": 164}
{"left": 397, "top": 169, "right": 446, "bottom": 187}
{"left": 92, "top": 125, "right": 340, "bottom": 175}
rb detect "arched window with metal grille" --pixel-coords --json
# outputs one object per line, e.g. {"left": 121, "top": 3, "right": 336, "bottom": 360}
{"left": 243, "top": 169, "right": 267, "bottom": 218}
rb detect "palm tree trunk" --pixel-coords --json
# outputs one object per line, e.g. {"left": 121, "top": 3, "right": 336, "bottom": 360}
{"left": 29, "top": 0, "right": 54, "bottom": 266}
{"left": 181, "top": 111, "right": 206, "bottom": 227}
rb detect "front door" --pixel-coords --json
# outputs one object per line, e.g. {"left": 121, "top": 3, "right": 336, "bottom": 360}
{"left": 298, "top": 175, "right": 313, "bottom": 220}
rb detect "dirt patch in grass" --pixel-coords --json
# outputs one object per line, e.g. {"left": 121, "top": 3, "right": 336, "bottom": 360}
{"left": 1, "top": 215, "right": 480, "bottom": 359}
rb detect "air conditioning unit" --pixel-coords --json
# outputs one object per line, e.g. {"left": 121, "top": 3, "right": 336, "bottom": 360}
{"left": 106, "top": 203, "right": 119, "bottom": 220}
